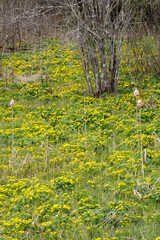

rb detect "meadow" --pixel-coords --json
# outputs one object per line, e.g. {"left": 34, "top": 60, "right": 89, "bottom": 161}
{"left": 0, "top": 37, "right": 160, "bottom": 240}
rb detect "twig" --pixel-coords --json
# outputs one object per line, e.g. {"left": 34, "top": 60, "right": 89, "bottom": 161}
{"left": 84, "top": 94, "right": 87, "bottom": 151}
{"left": 133, "top": 188, "right": 142, "bottom": 199}
{"left": 12, "top": 106, "right": 14, "bottom": 161}
{"left": 113, "top": 131, "right": 116, "bottom": 151}
{"left": 5, "top": 67, "right": 8, "bottom": 87}
{"left": 144, "top": 149, "right": 147, "bottom": 163}
{"left": 151, "top": 178, "right": 160, "bottom": 191}
{"left": 139, "top": 109, "right": 144, "bottom": 177}
{"left": 136, "top": 96, "right": 140, "bottom": 147}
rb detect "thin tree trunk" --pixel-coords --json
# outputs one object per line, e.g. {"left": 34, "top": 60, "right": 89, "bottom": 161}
{"left": 81, "top": 46, "right": 93, "bottom": 95}
{"left": 89, "top": 45, "right": 101, "bottom": 96}
{"left": 99, "top": 38, "right": 111, "bottom": 94}
{"left": 0, "top": 44, "right": 5, "bottom": 77}
{"left": 39, "top": 37, "right": 43, "bottom": 84}
{"left": 110, "top": 38, "right": 118, "bottom": 94}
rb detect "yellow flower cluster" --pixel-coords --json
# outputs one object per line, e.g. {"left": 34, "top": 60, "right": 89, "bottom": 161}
{"left": 0, "top": 37, "right": 159, "bottom": 239}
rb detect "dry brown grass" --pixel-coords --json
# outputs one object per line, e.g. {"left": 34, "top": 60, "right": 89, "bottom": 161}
{"left": 16, "top": 74, "right": 41, "bottom": 83}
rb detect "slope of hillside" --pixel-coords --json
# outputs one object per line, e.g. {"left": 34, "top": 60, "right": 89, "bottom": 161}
{"left": 0, "top": 38, "right": 160, "bottom": 240}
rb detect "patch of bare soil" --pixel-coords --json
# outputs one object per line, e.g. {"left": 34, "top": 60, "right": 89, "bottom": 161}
{"left": 16, "top": 74, "right": 41, "bottom": 83}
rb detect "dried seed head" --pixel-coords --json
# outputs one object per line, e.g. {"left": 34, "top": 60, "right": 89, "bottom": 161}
{"left": 10, "top": 99, "right": 15, "bottom": 108}
{"left": 134, "top": 88, "right": 139, "bottom": 97}
{"left": 137, "top": 99, "right": 143, "bottom": 108}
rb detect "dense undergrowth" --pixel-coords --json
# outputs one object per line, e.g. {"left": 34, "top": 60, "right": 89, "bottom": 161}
{"left": 0, "top": 37, "right": 160, "bottom": 240}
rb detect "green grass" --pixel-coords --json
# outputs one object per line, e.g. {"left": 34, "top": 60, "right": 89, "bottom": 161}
{"left": 0, "top": 38, "right": 160, "bottom": 240}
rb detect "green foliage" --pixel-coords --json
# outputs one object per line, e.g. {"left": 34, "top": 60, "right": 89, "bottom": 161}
{"left": 0, "top": 37, "right": 160, "bottom": 240}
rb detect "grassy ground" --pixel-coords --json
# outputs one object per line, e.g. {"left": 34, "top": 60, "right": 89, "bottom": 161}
{"left": 0, "top": 38, "right": 160, "bottom": 240}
